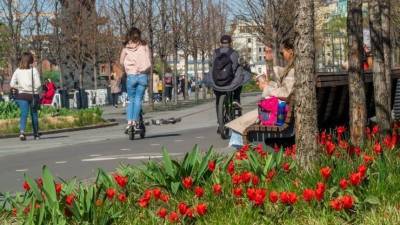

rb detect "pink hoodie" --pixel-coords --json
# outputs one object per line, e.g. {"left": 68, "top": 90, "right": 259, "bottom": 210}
{"left": 120, "top": 43, "right": 152, "bottom": 75}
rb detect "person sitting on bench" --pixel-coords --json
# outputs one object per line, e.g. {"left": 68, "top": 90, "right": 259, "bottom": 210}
{"left": 226, "top": 39, "right": 296, "bottom": 148}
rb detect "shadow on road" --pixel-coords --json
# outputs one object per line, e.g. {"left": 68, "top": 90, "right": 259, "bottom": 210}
{"left": 144, "top": 133, "right": 181, "bottom": 139}
{"left": 39, "top": 135, "right": 69, "bottom": 140}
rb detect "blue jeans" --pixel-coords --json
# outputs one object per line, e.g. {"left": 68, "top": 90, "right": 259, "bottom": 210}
{"left": 15, "top": 99, "right": 39, "bottom": 135}
{"left": 126, "top": 74, "right": 148, "bottom": 122}
{"left": 229, "top": 131, "right": 244, "bottom": 149}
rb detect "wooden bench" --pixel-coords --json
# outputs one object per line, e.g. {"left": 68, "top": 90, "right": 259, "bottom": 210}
{"left": 243, "top": 68, "right": 400, "bottom": 144}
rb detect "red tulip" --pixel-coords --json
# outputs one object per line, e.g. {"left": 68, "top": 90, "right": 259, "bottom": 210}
{"left": 113, "top": 174, "right": 128, "bottom": 188}
{"left": 153, "top": 188, "right": 161, "bottom": 199}
{"left": 320, "top": 166, "right": 331, "bottom": 180}
{"left": 227, "top": 161, "right": 235, "bottom": 175}
{"left": 36, "top": 177, "right": 43, "bottom": 188}
{"left": 269, "top": 191, "right": 279, "bottom": 203}
{"left": 157, "top": 207, "right": 168, "bottom": 219}
{"left": 106, "top": 188, "right": 116, "bottom": 200}
{"left": 65, "top": 194, "right": 74, "bottom": 206}
{"left": 185, "top": 208, "right": 194, "bottom": 218}
{"left": 138, "top": 197, "right": 149, "bottom": 208}
{"left": 274, "top": 144, "right": 280, "bottom": 153}
{"left": 178, "top": 202, "right": 188, "bottom": 215}
{"left": 267, "top": 169, "right": 276, "bottom": 181}
{"left": 118, "top": 193, "right": 127, "bottom": 202}
{"left": 288, "top": 192, "right": 298, "bottom": 205}
{"left": 339, "top": 179, "right": 348, "bottom": 190}
{"left": 168, "top": 211, "right": 179, "bottom": 223}
{"left": 194, "top": 186, "right": 204, "bottom": 198}
{"left": 196, "top": 203, "right": 207, "bottom": 216}
{"left": 363, "top": 154, "right": 374, "bottom": 164}
{"left": 336, "top": 126, "right": 346, "bottom": 139}
{"left": 247, "top": 188, "right": 256, "bottom": 201}
{"left": 325, "top": 141, "right": 336, "bottom": 155}
{"left": 373, "top": 141, "right": 383, "bottom": 154}
{"left": 241, "top": 171, "right": 252, "bottom": 183}
{"left": 232, "top": 174, "right": 241, "bottom": 185}
{"left": 252, "top": 175, "right": 260, "bottom": 186}
{"left": 55, "top": 183, "right": 62, "bottom": 194}
{"left": 23, "top": 181, "right": 30, "bottom": 191}
{"left": 213, "top": 184, "right": 222, "bottom": 195}
{"left": 182, "top": 177, "right": 193, "bottom": 189}
{"left": 143, "top": 189, "right": 152, "bottom": 200}
{"left": 315, "top": 182, "right": 326, "bottom": 201}
{"left": 233, "top": 187, "right": 243, "bottom": 197}
{"left": 302, "top": 189, "right": 315, "bottom": 202}
{"left": 349, "top": 172, "right": 362, "bottom": 186}
{"left": 372, "top": 125, "right": 379, "bottom": 135}
{"left": 160, "top": 193, "right": 169, "bottom": 203}
{"left": 282, "top": 162, "right": 291, "bottom": 172}
{"left": 208, "top": 160, "right": 216, "bottom": 172}
{"left": 354, "top": 146, "right": 362, "bottom": 156}
{"left": 253, "top": 189, "right": 266, "bottom": 206}
{"left": 280, "top": 192, "right": 289, "bottom": 204}
{"left": 330, "top": 198, "right": 342, "bottom": 211}
{"left": 358, "top": 165, "right": 367, "bottom": 177}
{"left": 341, "top": 195, "right": 354, "bottom": 209}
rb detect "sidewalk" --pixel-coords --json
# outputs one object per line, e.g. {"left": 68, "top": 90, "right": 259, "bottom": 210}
{"left": 0, "top": 94, "right": 259, "bottom": 158}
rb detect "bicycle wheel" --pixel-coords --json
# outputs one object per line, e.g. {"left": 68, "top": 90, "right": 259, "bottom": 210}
{"left": 217, "top": 94, "right": 231, "bottom": 139}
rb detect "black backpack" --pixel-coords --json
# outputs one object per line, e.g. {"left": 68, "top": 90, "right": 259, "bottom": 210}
{"left": 212, "top": 48, "right": 235, "bottom": 86}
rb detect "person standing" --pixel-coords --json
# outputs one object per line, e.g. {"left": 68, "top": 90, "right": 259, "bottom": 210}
{"left": 164, "top": 68, "right": 173, "bottom": 101}
{"left": 119, "top": 27, "right": 152, "bottom": 132}
{"left": 110, "top": 72, "right": 121, "bottom": 108}
{"left": 10, "top": 52, "right": 42, "bottom": 141}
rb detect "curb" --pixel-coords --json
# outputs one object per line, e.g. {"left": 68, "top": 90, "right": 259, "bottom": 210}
{"left": 0, "top": 121, "right": 119, "bottom": 139}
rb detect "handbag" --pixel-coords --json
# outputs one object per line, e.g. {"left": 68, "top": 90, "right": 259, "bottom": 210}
{"left": 31, "top": 68, "right": 41, "bottom": 111}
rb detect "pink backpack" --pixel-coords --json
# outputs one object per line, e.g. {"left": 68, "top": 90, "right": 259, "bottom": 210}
{"left": 258, "top": 97, "right": 279, "bottom": 126}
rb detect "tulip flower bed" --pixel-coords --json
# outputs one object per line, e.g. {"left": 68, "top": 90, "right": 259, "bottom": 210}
{"left": 1, "top": 125, "right": 400, "bottom": 224}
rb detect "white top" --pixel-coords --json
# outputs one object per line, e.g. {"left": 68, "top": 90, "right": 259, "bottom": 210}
{"left": 10, "top": 68, "right": 41, "bottom": 94}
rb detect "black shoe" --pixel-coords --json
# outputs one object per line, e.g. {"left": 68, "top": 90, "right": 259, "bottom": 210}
{"left": 19, "top": 133, "right": 26, "bottom": 141}
{"left": 34, "top": 135, "right": 40, "bottom": 140}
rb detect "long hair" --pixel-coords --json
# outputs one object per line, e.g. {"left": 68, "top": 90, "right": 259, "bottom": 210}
{"left": 19, "top": 52, "right": 34, "bottom": 69}
{"left": 124, "top": 27, "right": 146, "bottom": 46}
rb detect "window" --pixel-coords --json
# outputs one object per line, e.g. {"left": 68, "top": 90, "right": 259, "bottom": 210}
{"left": 259, "top": 47, "right": 262, "bottom": 52}
{"left": 259, "top": 56, "right": 263, "bottom": 62}
{"left": 247, "top": 38, "right": 251, "bottom": 43}
{"left": 258, "top": 68, "right": 262, "bottom": 74}
{"left": 248, "top": 48, "right": 252, "bottom": 53}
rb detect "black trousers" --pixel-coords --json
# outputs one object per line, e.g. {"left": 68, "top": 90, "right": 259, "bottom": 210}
{"left": 111, "top": 93, "right": 119, "bottom": 106}
{"left": 214, "top": 86, "right": 242, "bottom": 116}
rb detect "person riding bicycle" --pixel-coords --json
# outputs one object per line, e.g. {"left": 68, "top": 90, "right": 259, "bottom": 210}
{"left": 211, "top": 35, "right": 242, "bottom": 110}
{"left": 119, "top": 27, "right": 152, "bottom": 133}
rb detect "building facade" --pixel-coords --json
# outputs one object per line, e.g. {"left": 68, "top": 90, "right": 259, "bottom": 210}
{"left": 231, "top": 19, "right": 266, "bottom": 75}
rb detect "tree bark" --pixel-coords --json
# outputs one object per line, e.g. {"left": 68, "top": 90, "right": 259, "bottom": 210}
{"left": 294, "top": 0, "right": 319, "bottom": 169}
{"left": 146, "top": 0, "right": 154, "bottom": 109}
{"left": 172, "top": 0, "right": 179, "bottom": 104}
{"left": 381, "top": 0, "right": 392, "bottom": 111}
{"left": 369, "top": 0, "right": 391, "bottom": 133}
{"left": 347, "top": 0, "right": 367, "bottom": 146}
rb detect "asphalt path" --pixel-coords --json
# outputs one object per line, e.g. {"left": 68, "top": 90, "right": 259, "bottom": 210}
{"left": 0, "top": 126, "right": 229, "bottom": 192}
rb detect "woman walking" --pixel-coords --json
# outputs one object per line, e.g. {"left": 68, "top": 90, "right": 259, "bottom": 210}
{"left": 119, "top": 27, "right": 152, "bottom": 132}
{"left": 110, "top": 72, "right": 121, "bottom": 108}
{"left": 10, "top": 52, "right": 41, "bottom": 141}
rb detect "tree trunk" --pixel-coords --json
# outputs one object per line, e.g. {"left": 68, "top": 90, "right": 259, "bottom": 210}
{"left": 381, "top": 0, "right": 392, "bottom": 112}
{"left": 184, "top": 54, "right": 189, "bottom": 100}
{"left": 161, "top": 0, "right": 167, "bottom": 104}
{"left": 369, "top": 0, "right": 391, "bottom": 133}
{"left": 347, "top": 0, "right": 367, "bottom": 146}
{"left": 294, "top": 0, "right": 319, "bottom": 169}
{"left": 194, "top": 51, "right": 199, "bottom": 103}
{"left": 147, "top": 0, "right": 154, "bottom": 109}
{"left": 173, "top": 0, "right": 179, "bottom": 104}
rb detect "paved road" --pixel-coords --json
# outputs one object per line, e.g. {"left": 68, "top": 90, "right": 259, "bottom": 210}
{"left": 0, "top": 95, "right": 258, "bottom": 192}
